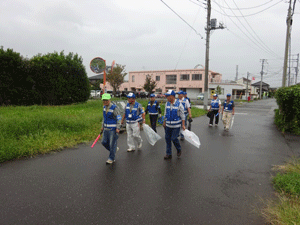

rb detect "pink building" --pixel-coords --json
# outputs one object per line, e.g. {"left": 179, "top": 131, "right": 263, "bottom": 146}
{"left": 105, "top": 68, "right": 222, "bottom": 98}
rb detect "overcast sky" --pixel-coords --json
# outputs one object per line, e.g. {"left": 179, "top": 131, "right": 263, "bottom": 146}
{"left": 1, "top": 0, "right": 300, "bottom": 87}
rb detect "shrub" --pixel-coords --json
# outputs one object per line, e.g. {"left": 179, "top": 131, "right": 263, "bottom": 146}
{"left": 29, "top": 51, "right": 90, "bottom": 105}
{"left": 275, "top": 85, "right": 300, "bottom": 134}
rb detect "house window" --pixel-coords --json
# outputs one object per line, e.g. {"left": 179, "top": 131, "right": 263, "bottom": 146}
{"left": 166, "top": 75, "right": 177, "bottom": 84}
{"left": 156, "top": 76, "right": 160, "bottom": 81}
{"left": 192, "top": 74, "right": 202, "bottom": 80}
{"left": 180, "top": 74, "right": 189, "bottom": 81}
{"left": 132, "top": 75, "right": 135, "bottom": 82}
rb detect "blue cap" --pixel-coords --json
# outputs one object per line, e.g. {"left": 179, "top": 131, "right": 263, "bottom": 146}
{"left": 183, "top": 92, "right": 187, "bottom": 95}
{"left": 150, "top": 94, "right": 155, "bottom": 97}
{"left": 177, "top": 91, "right": 184, "bottom": 95}
{"left": 127, "top": 92, "right": 136, "bottom": 98}
{"left": 227, "top": 93, "right": 231, "bottom": 97}
{"left": 213, "top": 94, "right": 218, "bottom": 97}
{"left": 165, "top": 90, "right": 176, "bottom": 96}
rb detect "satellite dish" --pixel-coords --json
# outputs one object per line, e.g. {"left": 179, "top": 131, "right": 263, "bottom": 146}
{"left": 90, "top": 57, "right": 106, "bottom": 74}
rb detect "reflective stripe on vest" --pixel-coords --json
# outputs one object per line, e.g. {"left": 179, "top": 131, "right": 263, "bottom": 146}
{"left": 147, "top": 101, "right": 158, "bottom": 115}
{"left": 211, "top": 99, "right": 220, "bottom": 110}
{"left": 103, "top": 104, "right": 117, "bottom": 129}
{"left": 165, "top": 100, "right": 181, "bottom": 128}
{"left": 224, "top": 100, "right": 234, "bottom": 111}
{"left": 125, "top": 102, "right": 140, "bottom": 123}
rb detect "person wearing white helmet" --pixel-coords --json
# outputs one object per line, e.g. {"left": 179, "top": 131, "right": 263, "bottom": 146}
{"left": 208, "top": 93, "right": 221, "bottom": 127}
{"left": 145, "top": 93, "right": 161, "bottom": 132}
{"left": 121, "top": 92, "right": 145, "bottom": 151}
{"left": 222, "top": 93, "right": 235, "bottom": 131}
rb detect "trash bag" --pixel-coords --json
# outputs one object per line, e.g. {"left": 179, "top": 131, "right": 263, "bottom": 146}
{"left": 207, "top": 111, "right": 212, "bottom": 118}
{"left": 230, "top": 115, "right": 235, "bottom": 129}
{"left": 181, "top": 129, "right": 201, "bottom": 148}
{"left": 143, "top": 124, "right": 162, "bottom": 146}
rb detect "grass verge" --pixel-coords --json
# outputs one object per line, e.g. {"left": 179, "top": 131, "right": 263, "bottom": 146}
{"left": 262, "top": 158, "right": 300, "bottom": 224}
{"left": 0, "top": 99, "right": 206, "bottom": 163}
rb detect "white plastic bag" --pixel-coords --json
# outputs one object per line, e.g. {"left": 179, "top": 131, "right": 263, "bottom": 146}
{"left": 143, "top": 124, "right": 162, "bottom": 146}
{"left": 230, "top": 115, "right": 235, "bottom": 129}
{"left": 181, "top": 129, "right": 201, "bottom": 148}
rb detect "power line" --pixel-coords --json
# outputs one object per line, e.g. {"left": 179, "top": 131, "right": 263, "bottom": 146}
{"left": 212, "top": 0, "right": 283, "bottom": 17}
{"left": 231, "top": 0, "right": 281, "bottom": 58}
{"left": 212, "top": 0, "right": 277, "bottom": 10}
{"left": 213, "top": 1, "right": 280, "bottom": 58}
{"left": 160, "top": 0, "right": 204, "bottom": 38}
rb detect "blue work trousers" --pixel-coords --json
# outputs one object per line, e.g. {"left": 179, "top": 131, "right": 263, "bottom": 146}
{"left": 101, "top": 129, "right": 119, "bottom": 160}
{"left": 165, "top": 126, "right": 181, "bottom": 156}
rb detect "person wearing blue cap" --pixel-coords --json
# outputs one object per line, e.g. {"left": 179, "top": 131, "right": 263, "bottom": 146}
{"left": 163, "top": 90, "right": 186, "bottom": 159}
{"left": 121, "top": 92, "right": 145, "bottom": 151}
{"left": 177, "top": 91, "right": 192, "bottom": 140}
{"left": 222, "top": 93, "right": 235, "bottom": 131}
{"left": 208, "top": 94, "right": 221, "bottom": 127}
{"left": 145, "top": 93, "right": 161, "bottom": 132}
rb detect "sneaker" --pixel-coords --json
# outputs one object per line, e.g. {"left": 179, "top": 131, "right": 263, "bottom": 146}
{"left": 137, "top": 142, "right": 142, "bottom": 149}
{"left": 164, "top": 155, "right": 172, "bottom": 160}
{"left": 127, "top": 148, "right": 135, "bottom": 152}
{"left": 117, "top": 147, "right": 119, "bottom": 152}
{"left": 177, "top": 151, "right": 181, "bottom": 157}
{"left": 106, "top": 159, "right": 115, "bottom": 164}
{"left": 209, "top": 124, "right": 213, "bottom": 127}
{"left": 215, "top": 124, "right": 218, "bottom": 127}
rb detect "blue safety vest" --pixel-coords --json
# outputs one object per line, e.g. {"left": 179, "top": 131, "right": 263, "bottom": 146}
{"left": 103, "top": 104, "right": 117, "bottom": 130}
{"left": 179, "top": 98, "right": 188, "bottom": 115}
{"left": 165, "top": 100, "right": 182, "bottom": 128}
{"left": 211, "top": 99, "right": 220, "bottom": 110}
{"left": 125, "top": 102, "right": 142, "bottom": 124}
{"left": 147, "top": 101, "right": 159, "bottom": 115}
{"left": 224, "top": 100, "right": 234, "bottom": 112}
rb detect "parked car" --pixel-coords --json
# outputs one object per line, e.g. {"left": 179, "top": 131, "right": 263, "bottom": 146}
{"left": 114, "top": 91, "right": 121, "bottom": 98}
{"left": 90, "top": 90, "right": 96, "bottom": 97}
{"left": 154, "top": 93, "right": 165, "bottom": 98}
{"left": 197, "top": 93, "right": 204, "bottom": 100}
{"left": 139, "top": 92, "right": 148, "bottom": 98}
{"left": 121, "top": 91, "right": 130, "bottom": 97}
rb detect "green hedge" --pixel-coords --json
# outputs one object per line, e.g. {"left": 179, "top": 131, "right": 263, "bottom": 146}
{"left": 275, "top": 84, "right": 300, "bottom": 134}
{"left": 0, "top": 47, "right": 90, "bottom": 105}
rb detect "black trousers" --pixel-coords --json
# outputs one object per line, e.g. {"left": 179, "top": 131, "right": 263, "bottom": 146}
{"left": 149, "top": 115, "right": 158, "bottom": 132}
{"left": 209, "top": 110, "right": 219, "bottom": 125}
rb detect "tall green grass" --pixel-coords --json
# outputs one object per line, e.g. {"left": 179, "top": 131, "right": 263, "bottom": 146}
{"left": 0, "top": 99, "right": 206, "bottom": 162}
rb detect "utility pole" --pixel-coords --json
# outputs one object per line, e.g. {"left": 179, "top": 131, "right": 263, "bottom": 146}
{"left": 203, "top": 0, "right": 225, "bottom": 110}
{"left": 295, "top": 53, "right": 299, "bottom": 84}
{"left": 260, "top": 59, "right": 266, "bottom": 99}
{"left": 282, "top": 0, "right": 292, "bottom": 87}
{"left": 246, "top": 72, "right": 249, "bottom": 99}
{"left": 204, "top": 0, "right": 211, "bottom": 110}
{"left": 235, "top": 65, "right": 238, "bottom": 81}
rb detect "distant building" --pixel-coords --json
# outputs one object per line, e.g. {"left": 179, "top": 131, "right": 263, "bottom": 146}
{"left": 105, "top": 68, "right": 222, "bottom": 99}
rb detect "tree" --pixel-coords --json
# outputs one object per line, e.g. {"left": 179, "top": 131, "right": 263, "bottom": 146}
{"left": 90, "top": 79, "right": 103, "bottom": 90}
{"left": 106, "top": 64, "right": 127, "bottom": 95}
{"left": 216, "top": 85, "right": 222, "bottom": 95}
{"left": 143, "top": 75, "right": 157, "bottom": 93}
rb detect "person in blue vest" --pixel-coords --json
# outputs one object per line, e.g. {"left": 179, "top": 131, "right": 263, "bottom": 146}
{"left": 101, "top": 93, "right": 121, "bottom": 164}
{"left": 222, "top": 93, "right": 235, "bottom": 131}
{"left": 145, "top": 94, "right": 162, "bottom": 132}
{"left": 177, "top": 91, "right": 192, "bottom": 140}
{"left": 208, "top": 94, "right": 221, "bottom": 126}
{"left": 121, "top": 92, "right": 145, "bottom": 152}
{"left": 183, "top": 92, "right": 191, "bottom": 108}
{"left": 163, "top": 90, "right": 186, "bottom": 159}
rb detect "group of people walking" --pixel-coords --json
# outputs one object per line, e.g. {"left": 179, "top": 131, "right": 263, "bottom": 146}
{"left": 99, "top": 90, "right": 234, "bottom": 164}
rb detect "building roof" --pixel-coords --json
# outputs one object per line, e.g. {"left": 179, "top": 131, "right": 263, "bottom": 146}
{"left": 88, "top": 74, "right": 103, "bottom": 80}
{"left": 251, "top": 81, "right": 270, "bottom": 87}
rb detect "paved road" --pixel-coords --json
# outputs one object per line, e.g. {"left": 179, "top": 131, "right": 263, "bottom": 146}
{"left": 0, "top": 99, "right": 298, "bottom": 225}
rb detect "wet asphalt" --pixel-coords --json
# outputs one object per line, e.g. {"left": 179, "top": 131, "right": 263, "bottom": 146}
{"left": 0, "top": 99, "right": 299, "bottom": 225}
